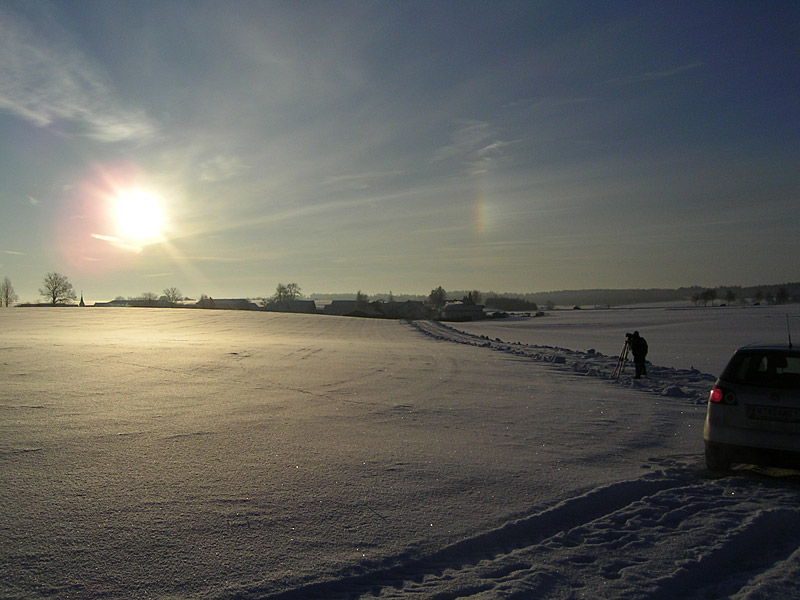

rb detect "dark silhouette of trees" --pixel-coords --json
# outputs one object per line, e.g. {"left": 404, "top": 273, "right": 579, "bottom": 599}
{"left": 39, "top": 272, "right": 77, "bottom": 305}
{"left": 695, "top": 289, "right": 717, "bottom": 306}
{"left": 485, "top": 296, "right": 538, "bottom": 311}
{"left": 428, "top": 286, "right": 447, "bottom": 308}
{"left": 139, "top": 292, "right": 159, "bottom": 305}
{"left": 1, "top": 276, "right": 18, "bottom": 307}
{"left": 286, "top": 283, "right": 301, "bottom": 300}
{"left": 355, "top": 290, "right": 369, "bottom": 307}
{"left": 268, "top": 283, "right": 302, "bottom": 305}
{"left": 163, "top": 287, "right": 183, "bottom": 304}
{"left": 463, "top": 290, "right": 482, "bottom": 305}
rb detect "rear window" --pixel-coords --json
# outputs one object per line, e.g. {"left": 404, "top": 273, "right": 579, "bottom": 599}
{"left": 721, "top": 351, "right": 800, "bottom": 389}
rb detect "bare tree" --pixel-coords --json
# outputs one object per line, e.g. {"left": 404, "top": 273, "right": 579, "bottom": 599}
{"left": 356, "top": 290, "right": 369, "bottom": 307}
{"left": 1, "top": 276, "right": 18, "bottom": 307}
{"left": 285, "top": 282, "right": 301, "bottom": 300}
{"left": 270, "top": 282, "right": 301, "bottom": 304}
{"left": 163, "top": 287, "right": 183, "bottom": 304}
{"left": 39, "top": 272, "right": 77, "bottom": 305}
{"left": 139, "top": 291, "right": 159, "bottom": 305}
{"left": 272, "top": 283, "right": 288, "bottom": 303}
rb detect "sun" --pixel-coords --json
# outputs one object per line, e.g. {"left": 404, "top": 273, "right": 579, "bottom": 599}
{"left": 113, "top": 188, "right": 165, "bottom": 244}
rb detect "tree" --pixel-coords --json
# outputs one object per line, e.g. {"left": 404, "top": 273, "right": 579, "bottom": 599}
{"left": 270, "top": 282, "right": 301, "bottom": 304}
{"left": 163, "top": 287, "right": 183, "bottom": 304}
{"left": 39, "top": 272, "right": 77, "bottom": 305}
{"left": 139, "top": 291, "right": 159, "bottom": 305}
{"left": 1, "top": 276, "right": 18, "bottom": 307}
{"left": 285, "top": 282, "right": 301, "bottom": 300}
{"left": 428, "top": 286, "right": 447, "bottom": 308}
{"left": 700, "top": 289, "right": 717, "bottom": 307}
{"left": 273, "top": 283, "right": 288, "bottom": 303}
{"left": 356, "top": 290, "right": 369, "bottom": 307}
{"left": 463, "top": 290, "right": 482, "bottom": 305}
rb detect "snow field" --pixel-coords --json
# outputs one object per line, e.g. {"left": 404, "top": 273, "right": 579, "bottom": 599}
{"left": 2, "top": 307, "right": 800, "bottom": 599}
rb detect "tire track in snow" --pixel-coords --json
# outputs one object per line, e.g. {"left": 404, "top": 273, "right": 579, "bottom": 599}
{"left": 405, "top": 319, "right": 716, "bottom": 406}
{"left": 357, "top": 472, "right": 800, "bottom": 600}
{"left": 252, "top": 469, "right": 695, "bottom": 600}
{"left": 249, "top": 466, "right": 800, "bottom": 600}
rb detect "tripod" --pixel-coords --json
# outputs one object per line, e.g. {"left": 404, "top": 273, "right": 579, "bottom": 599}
{"left": 613, "top": 339, "right": 629, "bottom": 378}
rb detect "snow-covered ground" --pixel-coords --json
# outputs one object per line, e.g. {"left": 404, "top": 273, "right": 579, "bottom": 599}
{"left": 2, "top": 306, "right": 800, "bottom": 599}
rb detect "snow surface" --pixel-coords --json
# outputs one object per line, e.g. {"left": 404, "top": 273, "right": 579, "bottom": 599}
{"left": 2, "top": 305, "right": 800, "bottom": 600}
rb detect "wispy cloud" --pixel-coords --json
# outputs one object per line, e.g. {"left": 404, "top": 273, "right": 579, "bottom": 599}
{"left": 0, "top": 5, "right": 158, "bottom": 142}
{"left": 26, "top": 195, "right": 39, "bottom": 205}
{"left": 197, "top": 155, "right": 251, "bottom": 183}
{"left": 433, "top": 120, "right": 513, "bottom": 176}
{"left": 90, "top": 234, "right": 142, "bottom": 254}
{"left": 324, "top": 170, "right": 405, "bottom": 191}
{"left": 603, "top": 62, "right": 704, "bottom": 86}
{"left": 4, "top": 250, "right": 25, "bottom": 255}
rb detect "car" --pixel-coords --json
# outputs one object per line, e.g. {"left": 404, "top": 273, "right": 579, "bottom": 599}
{"left": 704, "top": 344, "right": 800, "bottom": 471}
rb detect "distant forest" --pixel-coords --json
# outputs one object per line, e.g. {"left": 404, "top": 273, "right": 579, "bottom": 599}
{"left": 311, "top": 282, "right": 800, "bottom": 309}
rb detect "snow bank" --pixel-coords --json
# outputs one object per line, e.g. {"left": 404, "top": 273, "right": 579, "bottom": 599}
{"left": 408, "top": 319, "right": 715, "bottom": 405}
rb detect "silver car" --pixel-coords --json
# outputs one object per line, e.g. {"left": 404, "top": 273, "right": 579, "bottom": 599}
{"left": 704, "top": 344, "right": 800, "bottom": 471}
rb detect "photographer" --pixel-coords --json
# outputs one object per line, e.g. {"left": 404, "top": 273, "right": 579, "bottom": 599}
{"left": 627, "top": 331, "right": 648, "bottom": 378}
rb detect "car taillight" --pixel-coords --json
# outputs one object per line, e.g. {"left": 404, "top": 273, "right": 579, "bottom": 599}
{"left": 709, "top": 386, "right": 724, "bottom": 403}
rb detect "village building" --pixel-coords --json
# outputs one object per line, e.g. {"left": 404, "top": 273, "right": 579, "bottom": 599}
{"left": 439, "top": 301, "right": 486, "bottom": 321}
{"left": 264, "top": 299, "right": 317, "bottom": 314}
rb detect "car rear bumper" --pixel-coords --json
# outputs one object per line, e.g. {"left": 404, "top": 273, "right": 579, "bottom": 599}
{"left": 704, "top": 440, "right": 800, "bottom": 470}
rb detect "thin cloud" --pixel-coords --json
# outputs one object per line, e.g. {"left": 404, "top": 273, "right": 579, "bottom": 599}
{"left": 198, "top": 155, "right": 251, "bottom": 183}
{"left": 26, "top": 195, "right": 39, "bottom": 205}
{"left": 322, "top": 170, "right": 407, "bottom": 192}
{"left": 433, "top": 120, "right": 512, "bottom": 177}
{"left": 0, "top": 6, "right": 158, "bottom": 142}
{"left": 90, "top": 233, "right": 142, "bottom": 253}
{"left": 603, "top": 62, "right": 704, "bottom": 86}
{"left": 4, "top": 250, "right": 25, "bottom": 255}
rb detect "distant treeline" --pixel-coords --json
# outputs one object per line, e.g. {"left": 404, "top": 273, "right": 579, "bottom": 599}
{"left": 492, "top": 283, "right": 800, "bottom": 308}
{"left": 312, "top": 283, "right": 800, "bottom": 308}
{"left": 483, "top": 296, "right": 540, "bottom": 312}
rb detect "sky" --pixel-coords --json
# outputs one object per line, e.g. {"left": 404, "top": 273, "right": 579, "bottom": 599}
{"left": 0, "top": 1, "right": 797, "bottom": 303}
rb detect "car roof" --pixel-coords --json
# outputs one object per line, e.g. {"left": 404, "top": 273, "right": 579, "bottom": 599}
{"left": 735, "top": 344, "right": 799, "bottom": 354}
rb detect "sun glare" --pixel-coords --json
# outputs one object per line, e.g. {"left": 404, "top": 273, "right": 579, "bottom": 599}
{"left": 113, "top": 189, "right": 165, "bottom": 244}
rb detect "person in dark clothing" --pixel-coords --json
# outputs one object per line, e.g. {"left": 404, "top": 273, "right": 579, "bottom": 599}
{"left": 629, "top": 331, "right": 648, "bottom": 378}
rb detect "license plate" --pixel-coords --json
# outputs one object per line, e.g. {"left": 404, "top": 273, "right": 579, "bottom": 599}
{"left": 746, "top": 404, "right": 800, "bottom": 423}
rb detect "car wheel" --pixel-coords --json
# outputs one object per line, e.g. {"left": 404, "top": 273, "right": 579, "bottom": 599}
{"left": 705, "top": 444, "right": 731, "bottom": 471}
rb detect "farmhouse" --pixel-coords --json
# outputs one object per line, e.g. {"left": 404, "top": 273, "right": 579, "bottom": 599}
{"left": 440, "top": 301, "right": 486, "bottom": 321}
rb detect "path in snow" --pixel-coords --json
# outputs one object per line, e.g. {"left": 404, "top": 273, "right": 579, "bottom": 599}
{"left": 407, "top": 319, "right": 716, "bottom": 406}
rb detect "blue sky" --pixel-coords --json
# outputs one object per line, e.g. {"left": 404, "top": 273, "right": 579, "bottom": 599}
{"left": 1, "top": 1, "right": 797, "bottom": 302}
